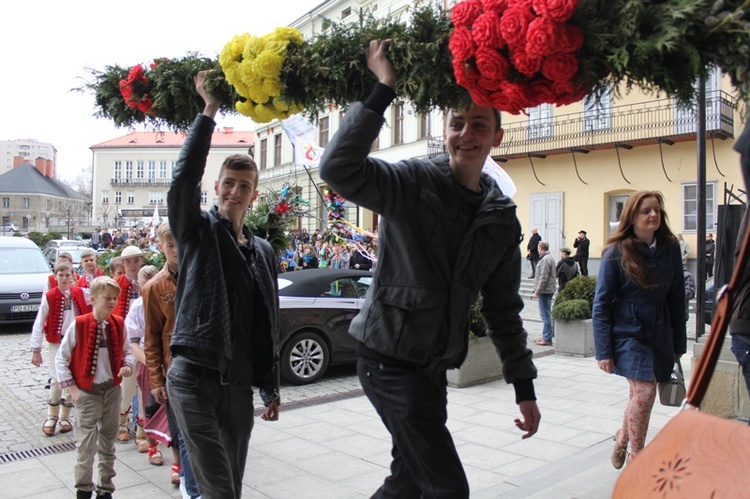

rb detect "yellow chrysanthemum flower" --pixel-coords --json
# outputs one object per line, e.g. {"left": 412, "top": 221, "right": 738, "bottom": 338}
{"left": 236, "top": 99, "right": 255, "bottom": 118}
{"left": 252, "top": 51, "right": 284, "bottom": 79}
{"left": 263, "top": 78, "right": 282, "bottom": 97}
{"left": 243, "top": 36, "right": 264, "bottom": 60}
{"left": 273, "top": 26, "right": 303, "bottom": 45}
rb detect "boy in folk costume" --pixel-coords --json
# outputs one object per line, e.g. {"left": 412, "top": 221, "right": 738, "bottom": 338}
{"left": 55, "top": 276, "right": 135, "bottom": 499}
{"left": 78, "top": 249, "right": 105, "bottom": 288}
{"left": 30, "top": 261, "right": 92, "bottom": 436}
{"left": 44, "top": 252, "right": 81, "bottom": 292}
{"left": 143, "top": 221, "right": 200, "bottom": 492}
{"left": 113, "top": 244, "right": 148, "bottom": 443}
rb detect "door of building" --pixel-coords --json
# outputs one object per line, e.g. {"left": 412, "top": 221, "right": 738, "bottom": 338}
{"left": 529, "top": 192, "right": 563, "bottom": 257}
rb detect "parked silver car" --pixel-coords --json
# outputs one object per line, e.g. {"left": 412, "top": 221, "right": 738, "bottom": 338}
{"left": 0, "top": 237, "right": 50, "bottom": 323}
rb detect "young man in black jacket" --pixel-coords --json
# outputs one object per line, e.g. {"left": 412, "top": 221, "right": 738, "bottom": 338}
{"left": 166, "top": 70, "right": 280, "bottom": 499}
{"left": 319, "top": 40, "right": 540, "bottom": 499}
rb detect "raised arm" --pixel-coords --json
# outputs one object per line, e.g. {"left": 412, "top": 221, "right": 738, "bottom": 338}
{"left": 168, "top": 70, "right": 217, "bottom": 243}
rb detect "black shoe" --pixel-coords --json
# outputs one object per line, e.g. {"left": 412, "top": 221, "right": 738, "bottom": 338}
{"left": 76, "top": 491, "right": 92, "bottom": 499}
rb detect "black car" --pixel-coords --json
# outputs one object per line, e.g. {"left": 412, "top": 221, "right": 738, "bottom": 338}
{"left": 278, "top": 268, "right": 373, "bottom": 384}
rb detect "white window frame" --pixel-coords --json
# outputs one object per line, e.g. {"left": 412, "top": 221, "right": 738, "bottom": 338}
{"left": 527, "top": 104, "right": 553, "bottom": 140}
{"left": 682, "top": 181, "right": 717, "bottom": 233}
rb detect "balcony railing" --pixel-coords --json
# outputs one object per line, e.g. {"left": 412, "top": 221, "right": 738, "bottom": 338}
{"left": 428, "top": 91, "right": 736, "bottom": 160}
{"left": 110, "top": 178, "right": 171, "bottom": 186}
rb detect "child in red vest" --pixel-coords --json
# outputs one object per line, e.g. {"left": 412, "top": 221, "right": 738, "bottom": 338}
{"left": 78, "top": 249, "right": 105, "bottom": 288}
{"left": 55, "top": 276, "right": 134, "bottom": 499}
{"left": 30, "top": 261, "right": 92, "bottom": 436}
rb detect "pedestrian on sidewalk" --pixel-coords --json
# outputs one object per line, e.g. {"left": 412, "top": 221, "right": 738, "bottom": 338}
{"left": 30, "top": 261, "right": 91, "bottom": 436}
{"left": 55, "top": 276, "right": 135, "bottom": 499}
{"left": 143, "top": 221, "right": 200, "bottom": 495}
{"left": 533, "top": 241, "right": 556, "bottom": 346}
{"left": 574, "top": 230, "right": 590, "bottom": 276}
{"left": 166, "top": 70, "right": 280, "bottom": 499}
{"left": 319, "top": 39, "right": 540, "bottom": 499}
{"left": 592, "top": 191, "right": 685, "bottom": 469}
{"left": 123, "top": 265, "right": 160, "bottom": 458}
{"left": 113, "top": 245, "right": 149, "bottom": 445}
{"left": 527, "top": 228, "right": 541, "bottom": 278}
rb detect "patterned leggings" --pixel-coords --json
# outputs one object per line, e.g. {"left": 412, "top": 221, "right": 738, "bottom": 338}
{"left": 617, "top": 378, "right": 657, "bottom": 458}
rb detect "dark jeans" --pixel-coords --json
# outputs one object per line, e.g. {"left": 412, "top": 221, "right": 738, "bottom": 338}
{"left": 577, "top": 255, "right": 588, "bottom": 277}
{"left": 166, "top": 356, "right": 255, "bottom": 499}
{"left": 358, "top": 356, "right": 469, "bottom": 499}
{"left": 731, "top": 335, "right": 750, "bottom": 401}
{"left": 529, "top": 257, "right": 539, "bottom": 277}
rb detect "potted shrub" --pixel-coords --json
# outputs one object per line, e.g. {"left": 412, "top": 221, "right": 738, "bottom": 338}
{"left": 551, "top": 276, "right": 597, "bottom": 357}
{"left": 447, "top": 295, "right": 504, "bottom": 388}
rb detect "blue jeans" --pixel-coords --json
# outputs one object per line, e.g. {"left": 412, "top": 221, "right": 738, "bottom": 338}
{"left": 538, "top": 293, "right": 554, "bottom": 342}
{"left": 358, "top": 356, "right": 469, "bottom": 499}
{"left": 167, "top": 356, "right": 255, "bottom": 499}
{"left": 731, "top": 335, "right": 750, "bottom": 400}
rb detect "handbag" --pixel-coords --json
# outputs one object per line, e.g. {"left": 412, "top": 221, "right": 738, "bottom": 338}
{"left": 657, "top": 359, "right": 686, "bottom": 407}
{"left": 613, "top": 198, "right": 750, "bottom": 498}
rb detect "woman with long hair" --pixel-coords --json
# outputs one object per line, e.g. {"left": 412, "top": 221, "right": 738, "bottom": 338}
{"left": 593, "top": 191, "right": 686, "bottom": 468}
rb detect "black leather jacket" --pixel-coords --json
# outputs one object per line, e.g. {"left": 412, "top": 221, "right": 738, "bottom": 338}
{"left": 168, "top": 114, "right": 280, "bottom": 405}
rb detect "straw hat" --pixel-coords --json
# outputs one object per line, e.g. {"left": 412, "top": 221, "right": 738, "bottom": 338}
{"left": 120, "top": 245, "right": 149, "bottom": 259}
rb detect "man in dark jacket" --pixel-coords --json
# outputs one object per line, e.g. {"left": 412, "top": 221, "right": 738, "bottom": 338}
{"left": 527, "top": 228, "right": 541, "bottom": 278}
{"left": 319, "top": 40, "right": 540, "bottom": 499}
{"left": 574, "top": 229, "right": 590, "bottom": 276}
{"left": 556, "top": 246, "right": 579, "bottom": 292}
{"left": 166, "top": 71, "right": 280, "bottom": 499}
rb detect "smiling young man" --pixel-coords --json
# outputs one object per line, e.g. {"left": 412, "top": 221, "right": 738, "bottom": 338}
{"left": 166, "top": 70, "right": 280, "bottom": 499}
{"left": 319, "top": 40, "right": 540, "bottom": 498}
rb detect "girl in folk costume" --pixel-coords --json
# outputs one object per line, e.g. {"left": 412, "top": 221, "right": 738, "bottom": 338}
{"left": 124, "top": 265, "right": 165, "bottom": 463}
{"left": 113, "top": 245, "right": 148, "bottom": 443}
{"left": 77, "top": 249, "right": 105, "bottom": 288}
{"left": 30, "top": 261, "right": 92, "bottom": 436}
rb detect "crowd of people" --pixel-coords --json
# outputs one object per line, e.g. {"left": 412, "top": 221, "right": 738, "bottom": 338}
{"left": 278, "top": 230, "right": 378, "bottom": 272}
{"left": 88, "top": 227, "right": 159, "bottom": 253}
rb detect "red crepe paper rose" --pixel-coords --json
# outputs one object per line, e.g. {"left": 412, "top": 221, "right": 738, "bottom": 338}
{"left": 449, "top": 0, "right": 589, "bottom": 114}
{"left": 499, "top": 6, "right": 534, "bottom": 46}
{"left": 475, "top": 47, "right": 511, "bottom": 81}
{"left": 451, "top": 0, "right": 482, "bottom": 28}
{"left": 118, "top": 63, "right": 154, "bottom": 114}
{"left": 472, "top": 12, "right": 505, "bottom": 49}
{"left": 532, "top": 0, "right": 579, "bottom": 22}
{"left": 541, "top": 52, "right": 578, "bottom": 82}
{"left": 525, "top": 16, "right": 558, "bottom": 60}
{"left": 449, "top": 27, "right": 476, "bottom": 61}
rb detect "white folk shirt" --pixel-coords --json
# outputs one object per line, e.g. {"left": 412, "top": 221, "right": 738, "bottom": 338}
{"left": 55, "top": 318, "right": 135, "bottom": 388}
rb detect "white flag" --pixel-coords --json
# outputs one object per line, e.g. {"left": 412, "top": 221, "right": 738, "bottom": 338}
{"left": 282, "top": 114, "right": 325, "bottom": 167}
{"left": 482, "top": 157, "right": 517, "bottom": 198}
{"left": 150, "top": 204, "right": 161, "bottom": 238}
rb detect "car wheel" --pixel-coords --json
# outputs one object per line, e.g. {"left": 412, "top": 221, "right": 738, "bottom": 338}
{"left": 281, "top": 331, "right": 330, "bottom": 385}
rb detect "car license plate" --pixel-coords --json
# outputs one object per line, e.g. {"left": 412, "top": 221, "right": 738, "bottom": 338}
{"left": 11, "top": 304, "right": 39, "bottom": 313}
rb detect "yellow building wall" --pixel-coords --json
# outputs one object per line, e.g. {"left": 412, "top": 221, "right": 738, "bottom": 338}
{"left": 503, "top": 134, "right": 743, "bottom": 262}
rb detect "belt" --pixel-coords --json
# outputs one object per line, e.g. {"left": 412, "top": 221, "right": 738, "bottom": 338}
{"left": 170, "top": 357, "right": 229, "bottom": 385}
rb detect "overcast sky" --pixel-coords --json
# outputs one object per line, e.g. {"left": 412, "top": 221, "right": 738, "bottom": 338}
{"left": 0, "top": 0, "right": 322, "bottom": 183}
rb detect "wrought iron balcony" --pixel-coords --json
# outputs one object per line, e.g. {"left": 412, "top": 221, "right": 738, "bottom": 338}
{"left": 427, "top": 91, "right": 736, "bottom": 160}
{"left": 110, "top": 178, "right": 171, "bottom": 186}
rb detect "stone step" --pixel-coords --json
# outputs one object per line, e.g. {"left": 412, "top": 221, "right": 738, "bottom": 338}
{"left": 473, "top": 438, "right": 619, "bottom": 498}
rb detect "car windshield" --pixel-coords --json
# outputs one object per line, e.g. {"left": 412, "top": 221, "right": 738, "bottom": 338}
{"left": 0, "top": 248, "right": 51, "bottom": 274}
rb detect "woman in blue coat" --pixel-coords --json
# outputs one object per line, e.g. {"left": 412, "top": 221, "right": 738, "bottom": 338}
{"left": 593, "top": 191, "right": 686, "bottom": 469}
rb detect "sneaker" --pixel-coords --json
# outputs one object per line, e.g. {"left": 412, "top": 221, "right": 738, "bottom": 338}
{"left": 611, "top": 429, "right": 628, "bottom": 469}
